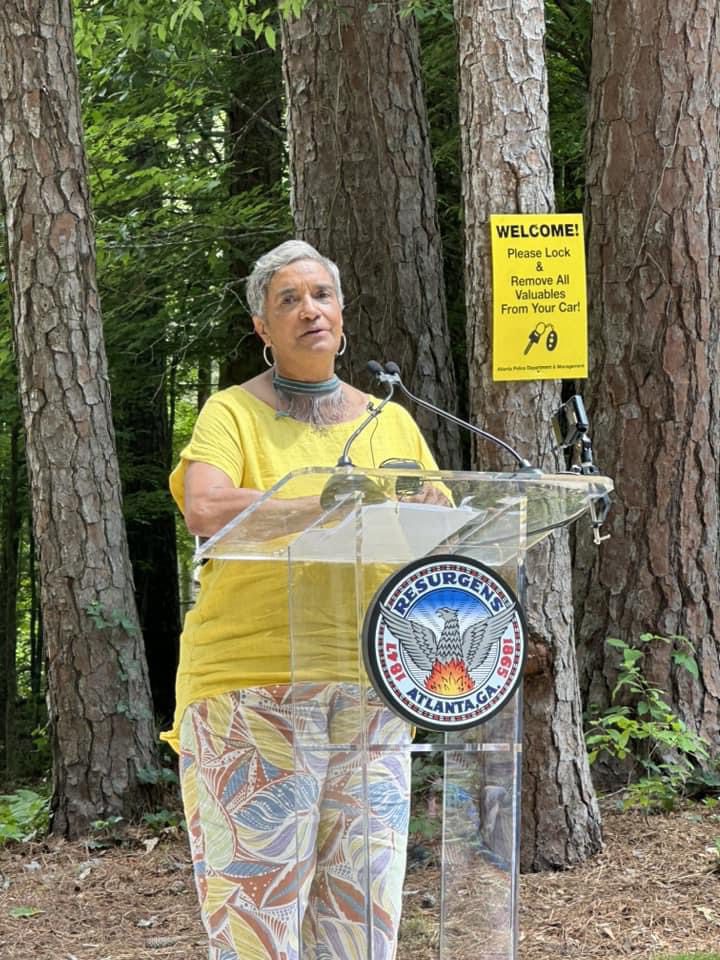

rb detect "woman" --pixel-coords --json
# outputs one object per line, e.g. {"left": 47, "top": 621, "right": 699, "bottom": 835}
{"left": 164, "top": 240, "right": 444, "bottom": 960}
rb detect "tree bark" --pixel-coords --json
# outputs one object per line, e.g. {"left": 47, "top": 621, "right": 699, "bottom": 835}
{"left": 454, "top": 0, "right": 602, "bottom": 870}
{"left": 0, "top": 0, "right": 159, "bottom": 835}
{"left": 281, "top": 0, "right": 461, "bottom": 468}
{"left": 576, "top": 0, "right": 720, "bottom": 776}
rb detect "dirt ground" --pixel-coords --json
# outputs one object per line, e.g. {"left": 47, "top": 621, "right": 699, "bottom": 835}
{"left": 0, "top": 800, "right": 718, "bottom": 960}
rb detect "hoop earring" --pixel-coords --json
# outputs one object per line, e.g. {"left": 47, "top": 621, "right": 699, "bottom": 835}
{"left": 263, "top": 343, "right": 274, "bottom": 367}
{"left": 336, "top": 333, "right": 347, "bottom": 357}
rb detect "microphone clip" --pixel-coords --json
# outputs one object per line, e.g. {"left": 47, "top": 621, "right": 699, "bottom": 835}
{"left": 552, "top": 394, "right": 612, "bottom": 544}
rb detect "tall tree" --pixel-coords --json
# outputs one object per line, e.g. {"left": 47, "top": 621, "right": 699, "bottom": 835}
{"left": 281, "top": 0, "right": 462, "bottom": 468}
{"left": 575, "top": 0, "right": 720, "bottom": 772}
{"left": 454, "top": 0, "right": 602, "bottom": 870}
{"left": 0, "top": 0, "right": 159, "bottom": 834}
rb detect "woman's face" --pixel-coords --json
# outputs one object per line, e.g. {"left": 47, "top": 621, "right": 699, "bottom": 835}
{"left": 253, "top": 259, "right": 343, "bottom": 377}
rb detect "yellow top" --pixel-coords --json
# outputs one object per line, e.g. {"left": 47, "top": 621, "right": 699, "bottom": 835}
{"left": 162, "top": 386, "right": 440, "bottom": 751}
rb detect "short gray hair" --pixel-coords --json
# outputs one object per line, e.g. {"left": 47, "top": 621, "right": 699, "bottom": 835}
{"left": 246, "top": 240, "right": 344, "bottom": 317}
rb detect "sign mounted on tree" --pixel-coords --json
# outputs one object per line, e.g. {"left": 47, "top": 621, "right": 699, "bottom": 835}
{"left": 490, "top": 213, "right": 588, "bottom": 382}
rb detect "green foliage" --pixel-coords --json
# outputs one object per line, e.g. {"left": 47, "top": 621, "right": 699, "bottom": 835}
{"left": 416, "top": 0, "right": 467, "bottom": 442}
{"left": 3, "top": 714, "right": 52, "bottom": 788}
{"left": 142, "top": 807, "right": 186, "bottom": 834}
{"left": 409, "top": 734, "right": 444, "bottom": 840}
{"left": 545, "top": 0, "right": 592, "bottom": 212}
{"left": 654, "top": 954, "right": 720, "bottom": 960}
{"left": 585, "top": 634, "right": 712, "bottom": 812}
{"left": 621, "top": 776, "right": 683, "bottom": 815}
{"left": 0, "top": 313, "right": 42, "bottom": 784}
{"left": 136, "top": 764, "right": 178, "bottom": 786}
{"left": 75, "top": 0, "right": 306, "bottom": 59}
{"left": 0, "top": 788, "right": 50, "bottom": 845}
{"left": 400, "top": 0, "right": 454, "bottom": 21}
{"left": 75, "top": 0, "right": 292, "bottom": 414}
{"left": 8, "top": 906, "right": 44, "bottom": 919}
{"left": 88, "top": 814, "right": 126, "bottom": 848}
{"left": 409, "top": 756, "right": 442, "bottom": 840}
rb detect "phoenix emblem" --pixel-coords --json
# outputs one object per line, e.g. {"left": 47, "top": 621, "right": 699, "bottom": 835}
{"left": 379, "top": 602, "right": 517, "bottom": 695}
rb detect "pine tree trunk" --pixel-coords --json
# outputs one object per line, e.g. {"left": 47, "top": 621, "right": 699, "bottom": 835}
{"left": 281, "top": 0, "right": 461, "bottom": 467}
{"left": 576, "top": 0, "right": 720, "bottom": 777}
{"left": 454, "top": 0, "right": 602, "bottom": 870}
{"left": 0, "top": 0, "right": 159, "bottom": 835}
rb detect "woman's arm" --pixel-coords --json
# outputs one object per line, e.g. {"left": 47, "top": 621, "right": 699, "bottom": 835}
{"left": 183, "top": 462, "right": 264, "bottom": 537}
{"left": 183, "top": 461, "right": 326, "bottom": 538}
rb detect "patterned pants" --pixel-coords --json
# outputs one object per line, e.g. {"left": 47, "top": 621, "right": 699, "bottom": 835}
{"left": 179, "top": 684, "right": 412, "bottom": 960}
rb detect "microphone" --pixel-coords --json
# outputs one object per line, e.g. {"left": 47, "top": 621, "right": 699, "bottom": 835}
{"left": 374, "top": 360, "right": 535, "bottom": 471}
{"left": 319, "top": 361, "right": 394, "bottom": 509}
{"left": 337, "top": 364, "right": 396, "bottom": 467}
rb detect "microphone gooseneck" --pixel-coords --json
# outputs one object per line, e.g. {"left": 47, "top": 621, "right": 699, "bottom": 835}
{"left": 318, "top": 362, "right": 394, "bottom": 510}
{"left": 374, "top": 360, "right": 533, "bottom": 471}
{"left": 335, "top": 363, "right": 396, "bottom": 467}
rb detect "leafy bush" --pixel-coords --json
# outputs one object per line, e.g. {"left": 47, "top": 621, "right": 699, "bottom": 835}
{"left": 0, "top": 788, "right": 49, "bottom": 844}
{"left": 585, "top": 634, "right": 714, "bottom": 812}
{"left": 142, "top": 808, "right": 186, "bottom": 834}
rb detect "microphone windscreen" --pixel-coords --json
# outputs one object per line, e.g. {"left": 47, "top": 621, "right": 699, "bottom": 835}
{"left": 367, "top": 360, "right": 383, "bottom": 375}
{"left": 384, "top": 361, "right": 401, "bottom": 375}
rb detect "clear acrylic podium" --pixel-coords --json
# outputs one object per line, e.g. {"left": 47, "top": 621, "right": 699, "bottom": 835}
{"left": 196, "top": 466, "right": 613, "bottom": 960}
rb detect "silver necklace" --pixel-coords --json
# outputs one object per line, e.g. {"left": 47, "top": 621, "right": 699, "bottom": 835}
{"left": 271, "top": 369, "right": 348, "bottom": 426}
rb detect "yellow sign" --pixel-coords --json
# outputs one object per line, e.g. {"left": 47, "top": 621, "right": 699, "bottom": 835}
{"left": 490, "top": 213, "right": 587, "bottom": 381}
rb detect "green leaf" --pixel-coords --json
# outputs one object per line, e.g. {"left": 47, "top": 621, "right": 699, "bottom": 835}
{"left": 622, "top": 648, "right": 644, "bottom": 665}
{"left": 606, "top": 637, "right": 627, "bottom": 649}
{"left": 672, "top": 651, "right": 699, "bottom": 679}
{"left": 10, "top": 906, "right": 43, "bottom": 918}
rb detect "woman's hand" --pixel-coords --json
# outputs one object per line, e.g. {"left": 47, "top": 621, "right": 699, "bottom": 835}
{"left": 402, "top": 483, "right": 452, "bottom": 507}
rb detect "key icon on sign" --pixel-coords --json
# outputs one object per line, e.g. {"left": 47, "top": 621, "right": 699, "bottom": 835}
{"left": 523, "top": 322, "right": 547, "bottom": 355}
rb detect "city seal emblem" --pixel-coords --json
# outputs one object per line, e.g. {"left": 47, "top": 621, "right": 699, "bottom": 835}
{"left": 362, "top": 555, "right": 527, "bottom": 730}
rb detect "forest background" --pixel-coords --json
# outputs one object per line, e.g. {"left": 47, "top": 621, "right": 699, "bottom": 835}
{"left": 0, "top": 0, "right": 718, "bottom": 881}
